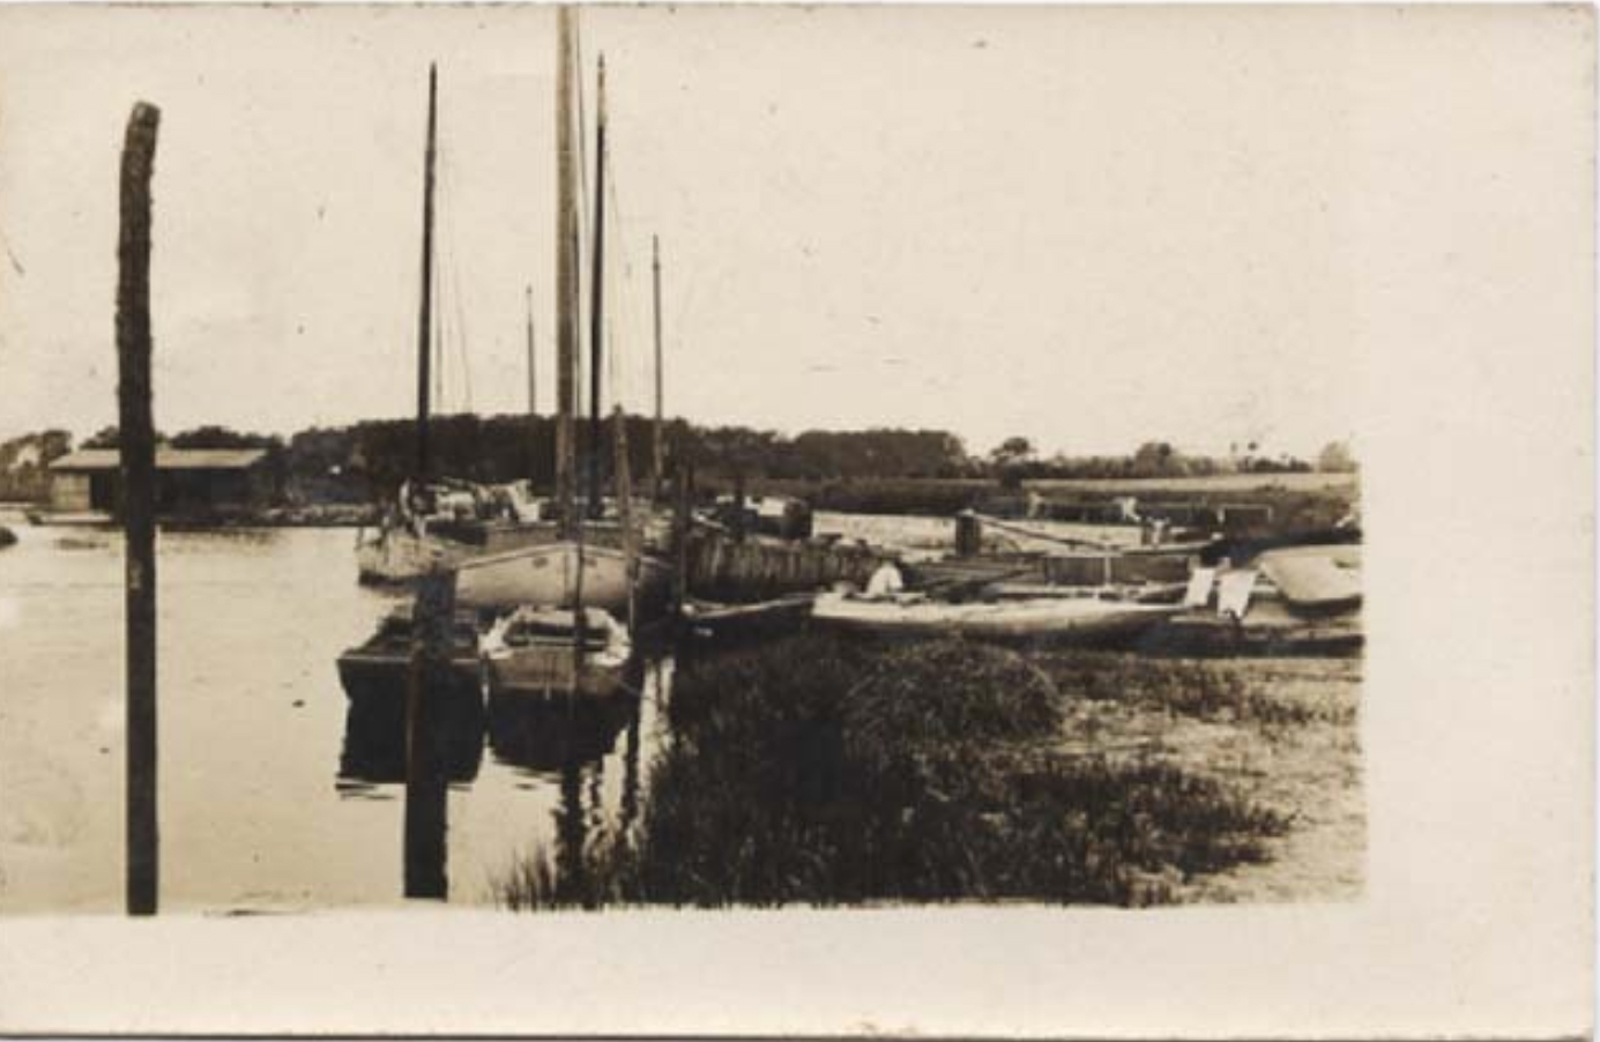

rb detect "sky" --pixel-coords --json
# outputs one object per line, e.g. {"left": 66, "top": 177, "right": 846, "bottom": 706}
{"left": 0, "top": 4, "right": 1460, "bottom": 461}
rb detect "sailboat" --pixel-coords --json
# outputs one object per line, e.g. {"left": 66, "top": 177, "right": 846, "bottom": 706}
{"left": 455, "top": 13, "right": 670, "bottom": 621}
{"left": 355, "top": 66, "right": 561, "bottom": 585}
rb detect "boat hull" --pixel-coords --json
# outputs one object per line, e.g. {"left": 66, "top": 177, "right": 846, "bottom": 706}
{"left": 355, "top": 521, "right": 569, "bottom": 585}
{"left": 335, "top": 648, "right": 482, "bottom": 705}
{"left": 485, "top": 649, "right": 632, "bottom": 699}
{"left": 1257, "top": 546, "right": 1362, "bottom": 614}
{"left": 811, "top": 593, "right": 1182, "bottom": 644}
{"left": 455, "top": 541, "right": 671, "bottom": 619}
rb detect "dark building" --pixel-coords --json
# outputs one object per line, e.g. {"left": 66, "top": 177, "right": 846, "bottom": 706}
{"left": 47, "top": 448, "right": 275, "bottom": 516}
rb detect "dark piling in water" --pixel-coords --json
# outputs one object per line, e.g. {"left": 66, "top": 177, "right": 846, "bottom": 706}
{"left": 404, "top": 569, "right": 456, "bottom": 899}
{"left": 954, "top": 509, "right": 982, "bottom": 557}
{"left": 117, "top": 99, "right": 160, "bottom": 917}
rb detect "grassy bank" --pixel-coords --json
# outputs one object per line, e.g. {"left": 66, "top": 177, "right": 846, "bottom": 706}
{"left": 493, "top": 634, "right": 1337, "bottom": 909}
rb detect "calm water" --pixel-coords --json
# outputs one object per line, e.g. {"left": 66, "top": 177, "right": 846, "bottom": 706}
{"left": 0, "top": 513, "right": 670, "bottom": 913}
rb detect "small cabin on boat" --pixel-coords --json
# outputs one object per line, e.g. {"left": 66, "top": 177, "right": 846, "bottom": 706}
{"left": 47, "top": 447, "right": 275, "bottom": 516}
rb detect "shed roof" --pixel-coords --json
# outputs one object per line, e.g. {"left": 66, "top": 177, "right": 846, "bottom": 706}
{"left": 49, "top": 447, "right": 269, "bottom": 472}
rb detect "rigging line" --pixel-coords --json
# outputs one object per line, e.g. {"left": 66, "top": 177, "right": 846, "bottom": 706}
{"left": 441, "top": 147, "right": 473, "bottom": 414}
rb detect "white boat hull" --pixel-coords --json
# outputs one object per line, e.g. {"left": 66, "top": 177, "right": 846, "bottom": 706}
{"left": 355, "top": 528, "right": 460, "bottom": 584}
{"left": 812, "top": 593, "right": 1181, "bottom": 643}
{"left": 455, "top": 540, "right": 671, "bottom": 619}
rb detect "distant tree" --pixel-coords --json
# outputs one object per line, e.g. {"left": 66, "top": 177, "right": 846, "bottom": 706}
{"left": 82, "top": 425, "right": 173, "bottom": 449}
{"left": 82, "top": 426, "right": 122, "bottom": 449}
{"left": 1131, "top": 440, "right": 1180, "bottom": 477}
{"left": 987, "top": 436, "right": 1036, "bottom": 489}
{"left": 1317, "top": 440, "right": 1358, "bottom": 473}
{"left": 169, "top": 425, "right": 279, "bottom": 450}
{"left": 989, "top": 436, "right": 1035, "bottom": 467}
{"left": 0, "top": 429, "right": 74, "bottom": 501}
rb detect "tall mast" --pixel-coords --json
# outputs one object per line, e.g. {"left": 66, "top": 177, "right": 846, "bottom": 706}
{"left": 586, "top": 54, "right": 607, "bottom": 520}
{"left": 651, "top": 234, "right": 664, "bottom": 502}
{"left": 415, "top": 63, "right": 439, "bottom": 481}
{"left": 554, "top": 7, "right": 579, "bottom": 533}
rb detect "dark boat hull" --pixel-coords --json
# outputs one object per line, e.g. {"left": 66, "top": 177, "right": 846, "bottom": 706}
{"left": 336, "top": 649, "right": 482, "bottom": 705}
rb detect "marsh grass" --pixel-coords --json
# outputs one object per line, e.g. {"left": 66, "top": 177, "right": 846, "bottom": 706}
{"left": 493, "top": 634, "right": 1295, "bottom": 909}
{"left": 1035, "top": 652, "right": 1356, "bottom": 729}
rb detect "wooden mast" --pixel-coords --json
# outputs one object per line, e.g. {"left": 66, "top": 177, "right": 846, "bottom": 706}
{"left": 555, "top": 7, "right": 579, "bottom": 535}
{"left": 415, "top": 64, "right": 438, "bottom": 482}
{"left": 586, "top": 54, "right": 607, "bottom": 521}
{"left": 652, "top": 234, "right": 664, "bottom": 503}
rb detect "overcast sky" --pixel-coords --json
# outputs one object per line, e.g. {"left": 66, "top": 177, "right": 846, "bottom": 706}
{"left": 1, "top": 4, "right": 1568, "bottom": 460}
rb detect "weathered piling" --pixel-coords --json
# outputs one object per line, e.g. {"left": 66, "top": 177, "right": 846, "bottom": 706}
{"left": 731, "top": 471, "right": 748, "bottom": 543}
{"left": 404, "top": 568, "right": 456, "bottom": 899}
{"left": 117, "top": 99, "right": 160, "bottom": 917}
{"left": 954, "top": 509, "right": 982, "bottom": 557}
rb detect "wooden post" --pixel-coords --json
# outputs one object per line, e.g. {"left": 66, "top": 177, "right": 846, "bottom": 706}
{"left": 954, "top": 509, "right": 982, "bottom": 558}
{"left": 404, "top": 568, "right": 455, "bottom": 900}
{"left": 731, "top": 470, "right": 748, "bottom": 544}
{"left": 118, "top": 100, "right": 160, "bottom": 917}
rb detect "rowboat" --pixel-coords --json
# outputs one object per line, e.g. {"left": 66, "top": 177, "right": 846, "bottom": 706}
{"left": 1256, "top": 545, "right": 1361, "bottom": 614}
{"left": 811, "top": 591, "right": 1182, "bottom": 643}
{"left": 1139, "top": 599, "right": 1364, "bottom": 657}
{"left": 480, "top": 605, "right": 634, "bottom": 698}
{"left": 335, "top": 605, "right": 483, "bottom": 705}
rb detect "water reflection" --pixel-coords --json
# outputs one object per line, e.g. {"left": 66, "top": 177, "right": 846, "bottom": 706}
{"left": 338, "top": 692, "right": 486, "bottom": 790}
{"left": 485, "top": 690, "right": 637, "bottom": 778}
{"left": 333, "top": 641, "right": 672, "bottom": 904}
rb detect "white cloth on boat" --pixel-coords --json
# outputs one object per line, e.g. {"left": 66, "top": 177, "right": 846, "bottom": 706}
{"left": 865, "top": 562, "right": 905, "bottom": 599}
{"left": 1183, "top": 567, "right": 1216, "bottom": 609}
{"left": 1216, "top": 568, "right": 1257, "bottom": 620}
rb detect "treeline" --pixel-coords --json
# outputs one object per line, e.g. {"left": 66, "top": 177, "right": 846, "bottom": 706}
{"left": 0, "top": 429, "right": 72, "bottom": 501}
{"left": 0, "top": 418, "right": 1356, "bottom": 506}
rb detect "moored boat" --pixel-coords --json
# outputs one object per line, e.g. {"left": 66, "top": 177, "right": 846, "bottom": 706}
{"left": 811, "top": 590, "right": 1182, "bottom": 644}
{"left": 455, "top": 540, "right": 672, "bottom": 619}
{"left": 1256, "top": 545, "right": 1361, "bottom": 614}
{"left": 480, "top": 605, "right": 634, "bottom": 697}
{"left": 335, "top": 605, "right": 484, "bottom": 705}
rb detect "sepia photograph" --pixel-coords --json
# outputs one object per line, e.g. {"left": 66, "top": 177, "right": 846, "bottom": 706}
{"left": 0, "top": 2, "right": 1589, "bottom": 1037}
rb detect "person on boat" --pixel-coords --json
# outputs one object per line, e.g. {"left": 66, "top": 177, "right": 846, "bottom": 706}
{"left": 865, "top": 561, "right": 904, "bottom": 600}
